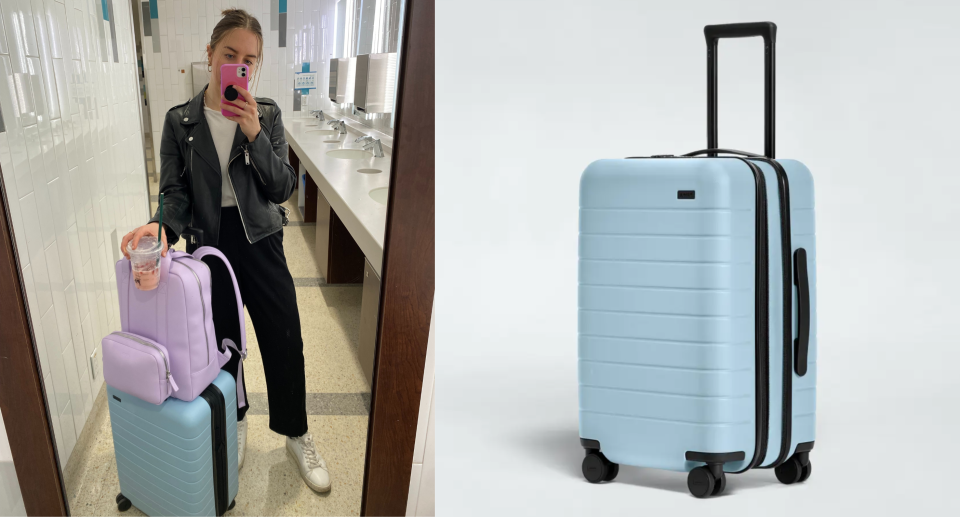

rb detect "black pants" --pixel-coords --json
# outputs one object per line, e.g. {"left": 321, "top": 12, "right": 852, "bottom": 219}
{"left": 207, "top": 207, "right": 307, "bottom": 437}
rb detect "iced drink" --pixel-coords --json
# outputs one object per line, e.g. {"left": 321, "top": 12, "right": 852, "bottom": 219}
{"left": 127, "top": 236, "right": 162, "bottom": 291}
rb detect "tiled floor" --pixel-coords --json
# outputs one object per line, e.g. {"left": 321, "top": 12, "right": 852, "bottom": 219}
{"left": 64, "top": 189, "right": 370, "bottom": 516}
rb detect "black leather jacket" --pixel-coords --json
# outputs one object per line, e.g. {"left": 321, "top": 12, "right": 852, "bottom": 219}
{"left": 149, "top": 86, "right": 296, "bottom": 246}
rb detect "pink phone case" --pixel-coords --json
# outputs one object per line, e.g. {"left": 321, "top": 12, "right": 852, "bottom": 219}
{"left": 220, "top": 64, "right": 249, "bottom": 117}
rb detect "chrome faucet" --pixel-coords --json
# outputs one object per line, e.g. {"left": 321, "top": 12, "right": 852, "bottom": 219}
{"left": 355, "top": 135, "right": 375, "bottom": 145}
{"left": 327, "top": 119, "right": 347, "bottom": 135}
{"left": 363, "top": 138, "right": 384, "bottom": 158}
{"left": 309, "top": 109, "right": 325, "bottom": 122}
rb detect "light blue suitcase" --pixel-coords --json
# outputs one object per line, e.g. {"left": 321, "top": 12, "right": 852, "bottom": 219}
{"left": 577, "top": 22, "right": 816, "bottom": 498}
{"left": 108, "top": 370, "right": 239, "bottom": 515}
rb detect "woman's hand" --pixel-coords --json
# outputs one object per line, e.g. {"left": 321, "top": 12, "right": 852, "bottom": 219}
{"left": 222, "top": 86, "right": 261, "bottom": 142}
{"left": 121, "top": 223, "right": 169, "bottom": 259}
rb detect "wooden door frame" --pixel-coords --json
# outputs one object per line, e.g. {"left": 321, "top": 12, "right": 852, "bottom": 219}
{"left": 0, "top": 169, "right": 69, "bottom": 515}
{"left": 360, "top": 0, "right": 435, "bottom": 514}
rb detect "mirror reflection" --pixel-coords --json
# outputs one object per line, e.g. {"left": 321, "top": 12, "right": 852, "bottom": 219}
{"left": 0, "top": 0, "right": 406, "bottom": 514}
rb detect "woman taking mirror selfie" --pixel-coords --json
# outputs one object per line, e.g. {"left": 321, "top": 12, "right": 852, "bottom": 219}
{"left": 118, "top": 9, "right": 330, "bottom": 494}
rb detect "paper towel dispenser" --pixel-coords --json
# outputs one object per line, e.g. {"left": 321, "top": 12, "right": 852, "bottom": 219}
{"left": 354, "top": 53, "right": 398, "bottom": 114}
{"left": 191, "top": 62, "right": 208, "bottom": 96}
{"left": 329, "top": 57, "right": 356, "bottom": 104}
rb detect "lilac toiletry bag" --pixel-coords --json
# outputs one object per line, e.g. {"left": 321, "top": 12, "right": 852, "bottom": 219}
{"left": 102, "top": 331, "right": 179, "bottom": 405}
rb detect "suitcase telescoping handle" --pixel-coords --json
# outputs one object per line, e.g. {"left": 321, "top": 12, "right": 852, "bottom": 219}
{"left": 705, "top": 22, "right": 777, "bottom": 158}
{"left": 180, "top": 227, "right": 204, "bottom": 254}
{"left": 793, "top": 248, "right": 810, "bottom": 376}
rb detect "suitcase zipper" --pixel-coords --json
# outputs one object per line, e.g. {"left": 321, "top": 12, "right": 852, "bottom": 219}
{"left": 200, "top": 382, "right": 229, "bottom": 515}
{"left": 735, "top": 158, "right": 770, "bottom": 473}
{"left": 172, "top": 257, "right": 212, "bottom": 365}
{"left": 111, "top": 332, "right": 178, "bottom": 391}
{"left": 749, "top": 158, "right": 795, "bottom": 469}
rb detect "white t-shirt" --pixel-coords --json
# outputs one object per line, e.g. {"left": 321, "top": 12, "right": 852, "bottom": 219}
{"left": 203, "top": 104, "right": 239, "bottom": 207}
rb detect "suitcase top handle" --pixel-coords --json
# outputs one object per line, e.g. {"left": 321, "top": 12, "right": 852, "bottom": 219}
{"left": 704, "top": 22, "right": 778, "bottom": 158}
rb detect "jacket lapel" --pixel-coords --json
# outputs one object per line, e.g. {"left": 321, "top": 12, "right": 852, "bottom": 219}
{"left": 181, "top": 86, "right": 224, "bottom": 177}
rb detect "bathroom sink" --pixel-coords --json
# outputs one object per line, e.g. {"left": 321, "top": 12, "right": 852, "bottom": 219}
{"left": 369, "top": 187, "right": 388, "bottom": 205}
{"left": 327, "top": 149, "right": 370, "bottom": 160}
{"left": 306, "top": 129, "right": 338, "bottom": 136}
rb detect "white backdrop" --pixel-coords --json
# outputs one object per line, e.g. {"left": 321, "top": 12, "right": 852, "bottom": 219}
{"left": 437, "top": 0, "right": 960, "bottom": 514}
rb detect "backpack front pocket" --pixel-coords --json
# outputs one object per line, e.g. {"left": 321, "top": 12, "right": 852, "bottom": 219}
{"left": 102, "top": 332, "right": 179, "bottom": 405}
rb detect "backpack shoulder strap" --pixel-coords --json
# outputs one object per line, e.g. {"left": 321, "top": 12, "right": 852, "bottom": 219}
{"left": 192, "top": 246, "right": 246, "bottom": 358}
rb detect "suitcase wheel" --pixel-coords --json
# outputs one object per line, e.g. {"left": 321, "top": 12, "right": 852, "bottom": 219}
{"left": 228, "top": 499, "right": 236, "bottom": 511}
{"left": 581, "top": 450, "right": 618, "bottom": 484}
{"left": 116, "top": 493, "right": 132, "bottom": 512}
{"left": 775, "top": 453, "right": 813, "bottom": 485}
{"left": 687, "top": 466, "right": 727, "bottom": 498}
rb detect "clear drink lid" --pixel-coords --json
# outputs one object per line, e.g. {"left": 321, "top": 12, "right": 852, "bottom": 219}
{"left": 126, "top": 235, "right": 161, "bottom": 255}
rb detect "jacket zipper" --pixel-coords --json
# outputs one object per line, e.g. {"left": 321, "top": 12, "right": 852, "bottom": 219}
{"left": 112, "top": 332, "right": 177, "bottom": 389}
{"left": 227, "top": 149, "right": 254, "bottom": 244}
{"left": 244, "top": 144, "right": 267, "bottom": 186}
{"left": 171, "top": 257, "right": 212, "bottom": 364}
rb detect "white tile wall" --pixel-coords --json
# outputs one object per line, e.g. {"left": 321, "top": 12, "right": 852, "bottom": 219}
{"left": 0, "top": 0, "right": 149, "bottom": 467}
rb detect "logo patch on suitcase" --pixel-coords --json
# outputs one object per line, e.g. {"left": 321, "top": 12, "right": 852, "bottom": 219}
{"left": 113, "top": 395, "right": 122, "bottom": 402}
{"left": 677, "top": 190, "right": 696, "bottom": 199}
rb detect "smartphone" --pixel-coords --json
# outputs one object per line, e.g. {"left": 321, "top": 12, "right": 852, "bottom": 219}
{"left": 220, "top": 64, "right": 249, "bottom": 118}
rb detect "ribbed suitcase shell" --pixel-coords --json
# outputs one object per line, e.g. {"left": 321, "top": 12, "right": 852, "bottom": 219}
{"left": 109, "top": 370, "right": 239, "bottom": 516}
{"left": 578, "top": 157, "right": 816, "bottom": 473}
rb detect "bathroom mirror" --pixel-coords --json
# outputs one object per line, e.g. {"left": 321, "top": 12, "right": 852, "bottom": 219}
{"left": 0, "top": 0, "right": 432, "bottom": 515}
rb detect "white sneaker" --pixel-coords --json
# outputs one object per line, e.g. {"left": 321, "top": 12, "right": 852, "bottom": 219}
{"left": 286, "top": 433, "right": 331, "bottom": 493}
{"left": 237, "top": 416, "right": 247, "bottom": 470}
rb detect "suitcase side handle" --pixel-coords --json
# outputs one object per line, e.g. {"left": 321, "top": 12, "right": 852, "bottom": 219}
{"left": 793, "top": 248, "right": 810, "bottom": 376}
{"left": 704, "top": 22, "right": 777, "bottom": 158}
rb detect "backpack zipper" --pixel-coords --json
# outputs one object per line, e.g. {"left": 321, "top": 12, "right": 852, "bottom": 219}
{"left": 171, "top": 257, "right": 212, "bottom": 365}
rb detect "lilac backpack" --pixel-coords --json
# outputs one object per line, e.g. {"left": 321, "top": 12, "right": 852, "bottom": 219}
{"left": 105, "top": 247, "right": 247, "bottom": 407}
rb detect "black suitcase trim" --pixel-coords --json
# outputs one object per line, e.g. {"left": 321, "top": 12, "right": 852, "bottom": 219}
{"left": 736, "top": 158, "right": 770, "bottom": 473}
{"left": 748, "top": 157, "right": 795, "bottom": 470}
{"left": 200, "top": 383, "right": 230, "bottom": 516}
{"left": 685, "top": 451, "right": 746, "bottom": 464}
{"left": 579, "top": 438, "right": 601, "bottom": 451}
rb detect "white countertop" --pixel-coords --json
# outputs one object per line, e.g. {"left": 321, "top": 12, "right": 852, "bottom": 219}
{"left": 284, "top": 117, "right": 391, "bottom": 275}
